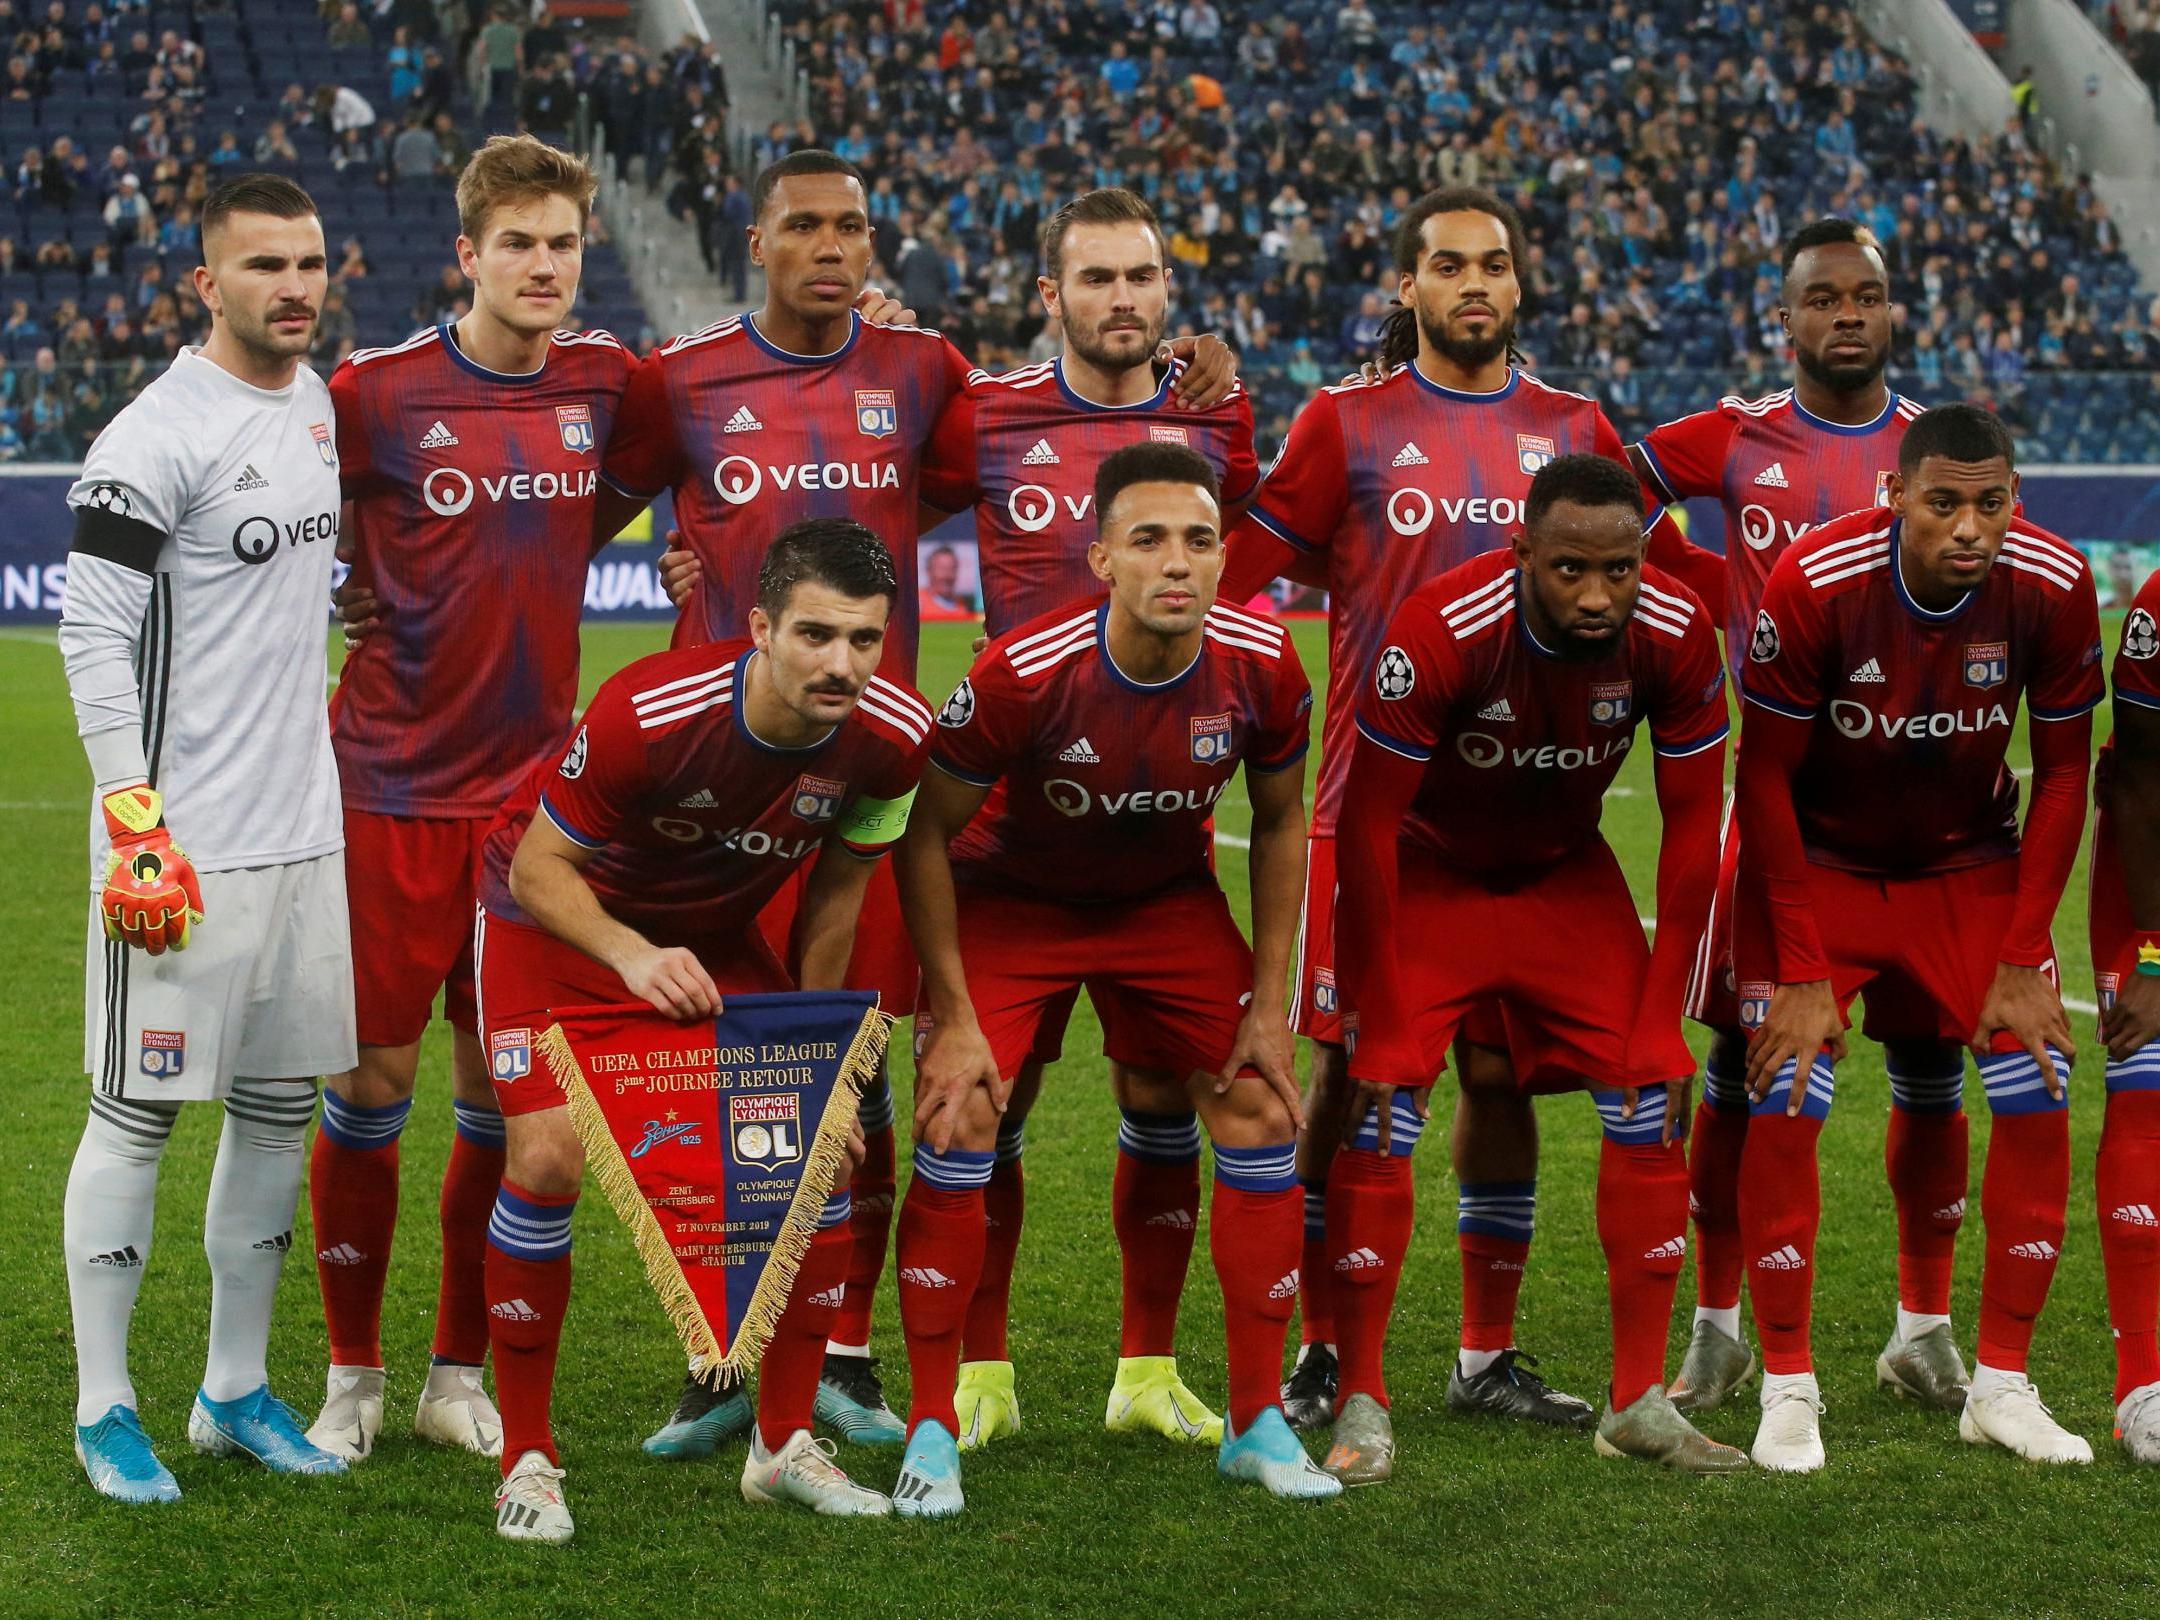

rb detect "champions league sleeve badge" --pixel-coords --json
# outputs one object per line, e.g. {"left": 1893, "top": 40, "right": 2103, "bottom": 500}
{"left": 1749, "top": 611, "right": 1781, "bottom": 664}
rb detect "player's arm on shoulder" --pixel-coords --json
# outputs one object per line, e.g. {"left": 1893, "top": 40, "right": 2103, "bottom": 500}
{"left": 593, "top": 351, "right": 677, "bottom": 546}
{"left": 918, "top": 377, "right": 980, "bottom": 522}
{"left": 1164, "top": 329, "right": 1238, "bottom": 411}
{"left": 1222, "top": 392, "right": 1345, "bottom": 601}
{"left": 2105, "top": 659, "right": 2160, "bottom": 1061}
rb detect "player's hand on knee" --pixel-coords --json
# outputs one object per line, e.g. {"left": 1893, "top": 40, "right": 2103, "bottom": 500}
{"left": 657, "top": 530, "right": 702, "bottom": 607}
{"left": 1217, "top": 1005, "right": 1299, "bottom": 1118}
{"left": 852, "top": 284, "right": 916, "bottom": 327}
{"left": 1344, "top": 1078, "right": 1405, "bottom": 1152}
{"left": 619, "top": 944, "right": 721, "bottom": 1020}
{"left": 2103, "top": 973, "right": 2160, "bottom": 1064}
{"left": 912, "top": 1017, "right": 1001, "bottom": 1153}
{"left": 1973, "top": 961, "right": 2074, "bottom": 1096}
{"left": 1746, "top": 980, "right": 1845, "bottom": 1111}
{"left": 98, "top": 784, "right": 205, "bottom": 956}
{"left": 1164, "top": 332, "right": 1238, "bottom": 410}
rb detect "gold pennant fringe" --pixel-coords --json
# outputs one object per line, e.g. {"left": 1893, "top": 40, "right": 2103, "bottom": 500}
{"left": 541, "top": 1004, "right": 895, "bottom": 1378}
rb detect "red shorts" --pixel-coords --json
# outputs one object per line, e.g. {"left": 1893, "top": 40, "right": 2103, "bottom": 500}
{"left": 345, "top": 809, "right": 486, "bottom": 1047}
{"left": 1682, "top": 790, "right": 1741, "bottom": 1031}
{"left": 1733, "top": 855, "right": 2042, "bottom": 1046}
{"left": 758, "top": 851, "right": 917, "bottom": 1019}
{"left": 956, "top": 884, "right": 1255, "bottom": 1082}
{"left": 1364, "top": 839, "right": 1650, "bottom": 1093}
{"left": 474, "top": 909, "right": 792, "bottom": 1116}
{"left": 1298, "top": 832, "right": 1511, "bottom": 1056}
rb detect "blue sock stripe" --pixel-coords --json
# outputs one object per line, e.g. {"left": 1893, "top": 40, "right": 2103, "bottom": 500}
{"left": 1457, "top": 1178, "right": 1536, "bottom": 1239}
{"left": 1702, "top": 1051, "right": 1750, "bottom": 1112}
{"left": 1978, "top": 1050, "right": 2073, "bottom": 1116}
{"left": 1349, "top": 1094, "right": 1427, "bottom": 1157}
{"left": 819, "top": 1189, "right": 853, "bottom": 1228}
{"left": 486, "top": 1188, "right": 574, "bottom": 1260}
{"left": 2106, "top": 1048, "right": 2160, "bottom": 1093}
{"left": 320, "top": 1092, "right": 411, "bottom": 1149}
{"left": 910, "top": 1144, "right": 997, "bottom": 1190}
{"left": 1117, "top": 1109, "right": 1202, "bottom": 1165}
{"left": 1746, "top": 1055, "right": 1837, "bottom": 1122}
{"left": 1592, "top": 1086, "right": 1676, "bottom": 1142}
{"left": 1212, "top": 1141, "right": 1299, "bottom": 1192}
{"left": 994, "top": 1119, "right": 1026, "bottom": 1165}
{"left": 1301, "top": 1180, "right": 1327, "bottom": 1238}
{"left": 452, "top": 1099, "right": 507, "bottom": 1147}
{"left": 1887, "top": 1060, "right": 1966, "bottom": 1115}
{"left": 858, "top": 1077, "right": 895, "bottom": 1134}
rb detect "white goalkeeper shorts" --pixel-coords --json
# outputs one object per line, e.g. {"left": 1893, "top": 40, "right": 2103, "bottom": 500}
{"left": 84, "top": 852, "right": 357, "bottom": 1103}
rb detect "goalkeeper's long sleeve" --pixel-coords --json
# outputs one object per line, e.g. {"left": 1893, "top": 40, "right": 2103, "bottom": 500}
{"left": 58, "top": 549, "right": 153, "bottom": 791}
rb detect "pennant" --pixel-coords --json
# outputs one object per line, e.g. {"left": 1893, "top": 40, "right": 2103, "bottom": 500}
{"left": 535, "top": 993, "right": 891, "bottom": 1376}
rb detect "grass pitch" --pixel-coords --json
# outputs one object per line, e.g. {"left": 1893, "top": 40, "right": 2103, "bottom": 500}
{"left": 1, "top": 617, "right": 2153, "bottom": 1619}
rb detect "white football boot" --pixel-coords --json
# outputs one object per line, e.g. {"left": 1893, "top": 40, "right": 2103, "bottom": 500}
{"left": 304, "top": 1365, "right": 385, "bottom": 1463}
{"left": 495, "top": 1450, "right": 574, "bottom": 1544}
{"left": 1750, "top": 1374, "right": 1826, "bottom": 1473}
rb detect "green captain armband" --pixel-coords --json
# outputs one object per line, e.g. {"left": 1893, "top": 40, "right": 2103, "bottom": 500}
{"left": 835, "top": 788, "right": 918, "bottom": 852}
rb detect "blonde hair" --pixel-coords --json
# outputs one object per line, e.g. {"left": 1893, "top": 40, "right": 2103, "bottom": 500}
{"left": 455, "top": 134, "right": 597, "bottom": 243}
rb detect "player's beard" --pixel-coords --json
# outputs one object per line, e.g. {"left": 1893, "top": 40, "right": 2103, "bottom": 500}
{"left": 225, "top": 298, "right": 317, "bottom": 363}
{"left": 1064, "top": 308, "right": 1166, "bottom": 374}
{"left": 1417, "top": 303, "right": 1514, "bottom": 371}
{"left": 1794, "top": 336, "right": 1888, "bottom": 396}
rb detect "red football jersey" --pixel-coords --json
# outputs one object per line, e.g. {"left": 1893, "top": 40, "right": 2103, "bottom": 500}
{"left": 1354, "top": 550, "right": 1727, "bottom": 877}
{"left": 328, "top": 325, "right": 635, "bottom": 817}
{"left": 931, "top": 597, "right": 1311, "bottom": 905}
{"left": 478, "top": 638, "right": 931, "bottom": 939}
{"left": 599, "top": 312, "right": 974, "bottom": 682}
{"left": 1239, "top": 364, "right": 1626, "bottom": 835}
{"left": 1635, "top": 388, "right": 1921, "bottom": 678}
{"left": 1741, "top": 507, "right": 2104, "bottom": 875}
{"left": 2115, "top": 570, "right": 2160, "bottom": 715}
{"left": 962, "top": 357, "right": 1259, "bottom": 637}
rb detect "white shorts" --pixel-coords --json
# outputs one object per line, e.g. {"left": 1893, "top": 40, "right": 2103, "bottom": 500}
{"left": 84, "top": 853, "right": 357, "bottom": 1102}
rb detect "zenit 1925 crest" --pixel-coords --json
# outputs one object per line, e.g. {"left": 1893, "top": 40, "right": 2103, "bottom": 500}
{"left": 854, "top": 389, "right": 898, "bottom": 439}
{"left": 1191, "top": 712, "right": 1233, "bottom": 763}
{"left": 792, "top": 773, "right": 844, "bottom": 823}
{"left": 1963, "top": 641, "right": 2008, "bottom": 689}
{"left": 1589, "top": 680, "right": 1633, "bottom": 726}
{"left": 310, "top": 421, "right": 336, "bottom": 466}
{"left": 556, "top": 403, "right": 595, "bottom": 453}
{"left": 730, "top": 1093, "right": 802, "bottom": 1170}
{"left": 1516, "top": 433, "right": 1557, "bottom": 475}
{"left": 140, "top": 1029, "right": 184, "bottom": 1077}
{"left": 490, "top": 1028, "right": 532, "bottom": 1083}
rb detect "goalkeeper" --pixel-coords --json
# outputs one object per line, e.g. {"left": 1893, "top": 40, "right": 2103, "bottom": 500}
{"left": 56, "top": 175, "right": 357, "bottom": 1504}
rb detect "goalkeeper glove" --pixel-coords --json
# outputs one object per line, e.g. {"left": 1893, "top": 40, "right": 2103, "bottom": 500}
{"left": 99, "top": 783, "right": 204, "bottom": 955}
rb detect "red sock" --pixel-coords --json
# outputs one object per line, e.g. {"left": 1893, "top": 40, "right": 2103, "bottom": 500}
{"left": 1326, "top": 1147, "right": 1415, "bottom": 1407}
{"left": 896, "top": 1170, "right": 988, "bottom": 1435}
{"left": 1688, "top": 1086, "right": 1748, "bottom": 1312}
{"left": 484, "top": 1180, "right": 577, "bottom": 1473}
{"left": 1737, "top": 1110, "right": 1824, "bottom": 1375}
{"left": 962, "top": 1156, "right": 1024, "bottom": 1362}
{"left": 1598, "top": 1138, "right": 1690, "bottom": 1409}
{"left": 758, "top": 1221, "right": 852, "bottom": 1450}
{"left": 1298, "top": 1179, "right": 1335, "bottom": 1346}
{"left": 1112, "top": 1149, "right": 1199, "bottom": 1357}
{"left": 1209, "top": 1179, "right": 1301, "bottom": 1432}
{"left": 1884, "top": 1104, "right": 1968, "bottom": 1318}
{"left": 309, "top": 1117, "right": 401, "bottom": 1368}
{"left": 433, "top": 1122, "right": 505, "bottom": 1365}
{"left": 1456, "top": 1179, "right": 1535, "bottom": 1354}
{"left": 1978, "top": 1108, "right": 2071, "bottom": 1374}
{"left": 2098, "top": 1091, "right": 2160, "bottom": 1403}
{"left": 832, "top": 1119, "right": 895, "bottom": 1348}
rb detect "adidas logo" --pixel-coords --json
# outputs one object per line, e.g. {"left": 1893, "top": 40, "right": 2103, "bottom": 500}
{"left": 807, "top": 1284, "right": 847, "bottom": 1308}
{"left": 723, "top": 405, "right": 763, "bottom": 434}
{"left": 1334, "top": 1245, "right": 1384, "bottom": 1273}
{"left": 2007, "top": 1240, "right": 2060, "bottom": 1260}
{"left": 1267, "top": 1270, "right": 1301, "bottom": 1301}
{"left": 1476, "top": 697, "right": 1516, "bottom": 722}
{"left": 317, "top": 1242, "right": 366, "bottom": 1266}
{"left": 87, "top": 1245, "right": 142, "bottom": 1268}
{"left": 1392, "top": 441, "right": 1429, "bottom": 468}
{"left": 854, "top": 1191, "right": 894, "bottom": 1216}
{"left": 1934, "top": 1199, "right": 1968, "bottom": 1222}
{"left": 1021, "top": 437, "right": 1059, "bottom": 466}
{"left": 1486, "top": 1259, "right": 1526, "bottom": 1273}
{"left": 1848, "top": 657, "right": 1887, "bottom": 684}
{"left": 1058, "top": 736, "right": 1101, "bottom": 764}
{"left": 1755, "top": 1244, "right": 1807, "bottom": 1271}
{"left": 252, "top": 1230, "right": 293, "bottom": 1253}
{"left": 2113, "top": 1204, "right": 2160, "bottom": 1228}
{"left": 1145, "top": 1207, "right": 1195, "bottom": 1230}
{"left": 1754, "top": 461, "right": 1790, "bottom": 489}
{"left": 489, "top": 1297, "right": 541, "bottom": 1322}
{"left": 232, "top": 462, "right": 269, "bottom": 492}
{"left": 900, "top": 1266, "right": 956, "bottom": 1289}
{"left": 677, "top": 787, "right": 718, "bottom": 808}
{"left": 418, "top": 419, "right": 459, "bottom": 449}
{"left": 1643, "top": 1236, "right": 1688, "bottom": 1260}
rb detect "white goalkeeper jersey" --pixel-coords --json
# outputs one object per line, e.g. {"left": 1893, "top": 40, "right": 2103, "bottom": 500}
{"left": 59, "top": 346, "right": 344, "bottom": 879}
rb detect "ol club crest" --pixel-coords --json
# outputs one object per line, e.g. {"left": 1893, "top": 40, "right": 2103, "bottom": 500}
{"left": 1516, "top": 433, "right": 1557, "bottom": 476}
{"left": 140, "top": 1029, "right": 185, "bottom": 1077}
{"left": 854, "top": 389, "right": 898, "bottom": 439}
{"left": 792, "top": 773, "right": 844, "bottom": 824}
{"left": 310, "top": 421, "right": 336, "bottom": 467}
{"left": 1963, "top": 642, "right": 2008, "bottom": 690}
{"left": 1589, "top": 680, "right": 1633, "bottom": 726}
{"left": 556, "top": 403, "right": 595, "bottom": 453}
{"left": 490, "top": 1028, "right": 533, "bottom": 1083}
{"left": 1191, "top": 712, "right": 1233, "bottom": 764}
{"left": 730, "top": 1093, "right": 803, "bottom": 1170}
